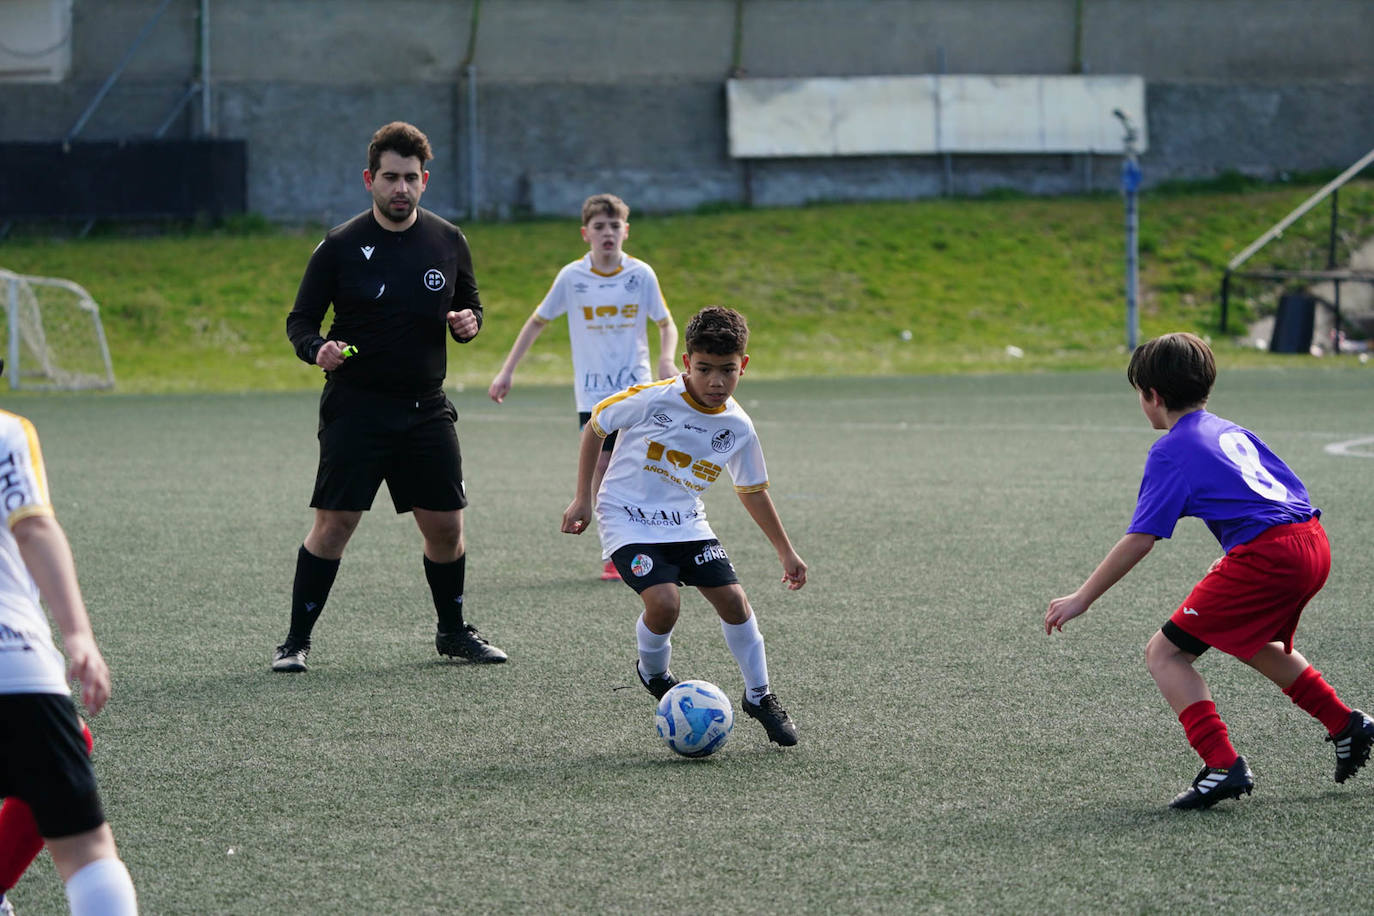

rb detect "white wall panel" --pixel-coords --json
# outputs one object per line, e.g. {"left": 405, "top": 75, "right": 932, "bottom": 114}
{"left": 728, "top": 74, "right": 1146, "bottom": 157}
{"left": 0, "top": 0, "right": 72, "bottom": 82}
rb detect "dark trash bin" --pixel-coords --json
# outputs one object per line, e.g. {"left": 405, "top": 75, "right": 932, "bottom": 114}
{"left": 1270, "top": 293, "right": 1316, "bottom": 353}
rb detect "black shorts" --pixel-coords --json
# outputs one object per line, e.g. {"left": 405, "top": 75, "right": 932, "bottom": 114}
{"left": 312, "top": 381, "right": 467, "bottom": 513}
{"left": 609, "top": 539, "right": 740, "bottom": 594}
{"left": 0, "top": 693, "right": 105, "bottom": 839}
{"left": 577, "top": 412, "right": 618, "bottom": 453}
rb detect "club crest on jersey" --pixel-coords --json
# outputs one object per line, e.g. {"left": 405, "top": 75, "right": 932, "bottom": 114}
{"left": 631, "top": 554, "right": 654, "bottom": 577}
{"left": 624, "top": 274, "right": 641, "bottom": 292}
{"left": 711, "top": 429, "right": 736, "bottom": 453}
{"left": 423, "top": 268, "right": 445, "bottom": 291}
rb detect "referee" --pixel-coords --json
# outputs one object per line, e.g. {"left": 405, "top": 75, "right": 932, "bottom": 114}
{"left": 273, "top": 121, "right": 506, "bottom": 672}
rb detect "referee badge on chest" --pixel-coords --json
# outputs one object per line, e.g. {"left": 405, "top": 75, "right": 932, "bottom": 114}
{"left": 423, "top": 268, "right": 446, "bottom": 291}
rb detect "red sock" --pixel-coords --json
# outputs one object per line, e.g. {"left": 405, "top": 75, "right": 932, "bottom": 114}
{"left": 0, "top": 798, "right": 43, "bottom": 893}
{"left": 0, "top": 720, "right": 92, "bottom": 893}
{"left": 1283, "top": 666, "right": 1351, "bottom": 735}
{"left": 1179, "top": 700, "right": 1240, "bottom": 769}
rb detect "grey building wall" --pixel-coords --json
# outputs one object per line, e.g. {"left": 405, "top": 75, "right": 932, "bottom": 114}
{"left": 2, "top": 0, "right": 1372, "bottom": 222}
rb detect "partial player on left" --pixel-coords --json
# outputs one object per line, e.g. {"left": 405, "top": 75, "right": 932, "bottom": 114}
{"left": 0, "top": 359, "right": 139, "bottom": 914}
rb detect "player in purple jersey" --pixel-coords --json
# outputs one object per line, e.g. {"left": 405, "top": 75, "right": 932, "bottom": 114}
{"left": 1045, "top": 332, "right": 1372, "bottom": 809}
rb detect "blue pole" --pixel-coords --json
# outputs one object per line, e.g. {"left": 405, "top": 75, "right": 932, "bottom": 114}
{"left": 1115, "top": 110, "right": 1142, "bottom": 350}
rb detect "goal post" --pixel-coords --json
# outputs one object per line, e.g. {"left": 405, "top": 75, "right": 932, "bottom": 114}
{"left": 0, "top": 269, "right": 115, "bottom": 390}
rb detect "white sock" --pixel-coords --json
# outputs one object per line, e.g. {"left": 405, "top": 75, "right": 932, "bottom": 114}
{"left": 636, "top": 614, "right": 672, "bottom": 677}
{"left": 721, "top": 614, "right": 770, "bottom": 704}
{"left": 64, "top": 857, "right": 138, "bottom": 916}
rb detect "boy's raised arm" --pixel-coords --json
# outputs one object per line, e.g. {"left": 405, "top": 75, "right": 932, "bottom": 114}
{"left": 737, "top": 489, "right": 807, "bottom": 590}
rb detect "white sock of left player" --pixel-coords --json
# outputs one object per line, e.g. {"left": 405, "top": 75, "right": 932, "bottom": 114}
{"left": 636, "top": 614, "right": 672, "bottom": 677}
{"left": 721, "top": 614, "right": 770, "bottom": 705}
{"left": 64, "top": 856, "right": 138, "bottom": 916}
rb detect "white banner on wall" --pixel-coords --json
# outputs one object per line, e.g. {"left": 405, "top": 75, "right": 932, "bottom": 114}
{"left": 727, "top": 74, "right": 1147, "bottom": 158}
{"left": 0, "top": 0, "right": 72, "bottom": 83}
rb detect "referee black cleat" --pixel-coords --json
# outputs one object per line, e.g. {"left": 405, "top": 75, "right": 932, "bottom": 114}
{"left": 742, "top": 692, "right": 799, "bottom": 747}
{"left": 271, "top": 637, "right": 310, "bottom": 673}
{"left": 1328, "top": 709, "right": 1374, "bottom": 784}
{"left": 1169, "top": 756, "right": 1253, "bottom": 810}
{"left": 636, "top": 662, "right": 680, "bottom": 700}
{"left": 436, "top": 624, "right": 508, "bottom": 663}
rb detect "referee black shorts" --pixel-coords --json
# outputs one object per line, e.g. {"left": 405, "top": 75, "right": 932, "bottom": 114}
{"left": 312, "top": 380, "right": 468, "bottom": 514}
{"left": 0, "top": 693, "right": 106, "bottom": 839}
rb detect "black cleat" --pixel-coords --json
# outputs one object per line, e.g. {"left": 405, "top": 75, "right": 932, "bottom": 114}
{"left": 436, "top": 624, "right": 508, "bottom": 663}
{"left": 742, "top": 692, "right": 799, "bottom": 747}
{"left": 1169, "top": 756, "right": 1254, "bottom": 809}
{"left": 271, "top": 637, "right": 310, "bottom": 673}
{"left": 1328, "top": 709, "right": 1374, "bottom": 784}
{"left": 637, "top": 662, "right": 680, "bottom": 700}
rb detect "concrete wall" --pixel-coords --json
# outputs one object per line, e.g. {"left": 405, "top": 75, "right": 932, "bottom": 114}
{"left": 3, "top": 0, "right": 1372, "bottom": 222}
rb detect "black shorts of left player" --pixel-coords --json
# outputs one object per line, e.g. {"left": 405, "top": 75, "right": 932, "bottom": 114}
{"left": 312, "top": 379, "right": 467, "bottom": 513}
{"left": 0, "top": 693, "right": 105, "bottom": 839}
{"left": 609, "top": 539, "right": 739, "bottom": 594}
{"left": 578, "top": 411, "right": 619, "bottom": 453}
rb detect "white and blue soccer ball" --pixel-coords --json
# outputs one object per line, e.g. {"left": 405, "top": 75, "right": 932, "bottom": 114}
{"left": 654, "top": 679, "right": 734, "bottom": 758}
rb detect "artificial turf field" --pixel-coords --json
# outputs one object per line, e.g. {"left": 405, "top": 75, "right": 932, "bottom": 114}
{"left": 7, "top": 368, "right": 1374, "bottom": 914}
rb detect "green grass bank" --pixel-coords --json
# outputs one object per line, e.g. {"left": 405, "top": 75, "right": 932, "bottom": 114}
{"left": 2, "top": 179, "right": 1371, "bottom": 393}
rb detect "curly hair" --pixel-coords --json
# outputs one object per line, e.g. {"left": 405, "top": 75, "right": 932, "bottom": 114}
{"left": 685, "top": 307, "right": 749, "bottom": 357}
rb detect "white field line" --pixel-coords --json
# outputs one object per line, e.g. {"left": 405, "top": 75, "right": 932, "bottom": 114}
{"left": 1324, "top": 436, "right": 1374, "bottom": 458}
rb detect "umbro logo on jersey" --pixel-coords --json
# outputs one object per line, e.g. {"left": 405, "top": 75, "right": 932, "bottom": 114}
{"left": 424, "top": 268, "right": 446, "bottom": 291}
{"left": 361, "top": 246, "right": 375, "bottom": 260}
{"left": 1183, "top": 607, "right": 1200, "bottom": 616}
{"left": 652, "top": 413, "right": 673, "bottom": 428}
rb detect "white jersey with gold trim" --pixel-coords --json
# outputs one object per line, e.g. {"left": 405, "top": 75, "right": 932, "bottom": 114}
{"left": 536, "top": 253, "right": 670, "bottom": 411}
{"left": 589, "top": 376, "right": 769, "bottom": 557}
{"left": 0, "top": 410, "right": 67, "bottom": 696}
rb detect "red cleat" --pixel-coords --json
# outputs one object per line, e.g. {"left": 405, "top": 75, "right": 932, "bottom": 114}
{"left": 600, "top": 559, "right": 621, "bottom": 581}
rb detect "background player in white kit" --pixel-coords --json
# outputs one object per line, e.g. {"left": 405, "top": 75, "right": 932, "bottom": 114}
{"left": 0, "top": 372, "right": 139, "bottom": 914}
{"left": 489, "top": 193, "right": 678, "bottom": 581}
{"left": 560, "top": 307, "right": 806, "bottom": 746}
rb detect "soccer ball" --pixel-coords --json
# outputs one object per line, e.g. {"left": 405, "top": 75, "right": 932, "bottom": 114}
{"left": 654, "top": 679, "right": 734, "bottom": 758}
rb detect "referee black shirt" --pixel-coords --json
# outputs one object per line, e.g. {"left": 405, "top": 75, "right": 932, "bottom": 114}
{"left": 287, "top": 207, "right": 483, "bottom": 397}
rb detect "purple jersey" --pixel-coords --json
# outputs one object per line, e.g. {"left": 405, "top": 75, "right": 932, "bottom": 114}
{"left": 1128, "top": 410, "right": 1317, "bottom": 552}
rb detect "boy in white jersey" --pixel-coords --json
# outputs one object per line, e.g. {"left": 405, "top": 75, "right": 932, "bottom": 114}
{"left": 561, "top": 307, "right": 807, "bottom": 746}
{"left": 490, "top": 194, "right": 678, "bottom": 581}
{"left": 0, "top": 368, "right": 139, "bottom": 914}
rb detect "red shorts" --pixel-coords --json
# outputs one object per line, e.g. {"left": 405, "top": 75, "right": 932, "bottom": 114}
{"left": 1168, "top": 518, "right": 1330, "bottom": 660}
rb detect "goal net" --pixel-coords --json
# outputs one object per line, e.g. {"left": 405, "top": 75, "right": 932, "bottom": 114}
{"left": 0, "top": 269, "right": 115, "bottom": 390}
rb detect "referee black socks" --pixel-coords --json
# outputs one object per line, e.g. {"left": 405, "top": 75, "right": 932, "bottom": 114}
{"left": 289, "top": 545, "right": 340, "bottom": 640}
{"left": 424, "top": 554, "right": 466, "bottom": 632}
